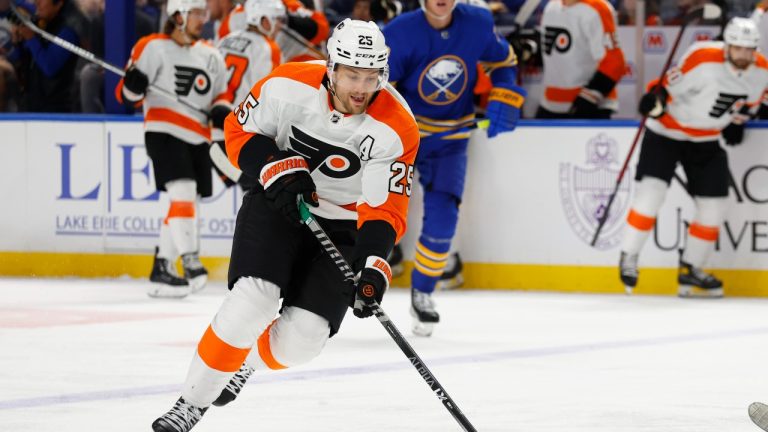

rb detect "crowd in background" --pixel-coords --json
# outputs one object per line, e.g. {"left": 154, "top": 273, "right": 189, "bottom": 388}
{"left": 0, "top": 0, "right": 761, "bottom": 113}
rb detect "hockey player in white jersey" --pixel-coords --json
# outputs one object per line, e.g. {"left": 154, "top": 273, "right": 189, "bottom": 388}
{"left": 151, "top": 19, "right": 419, "bottom": 431}
{"left": 619, "top": 17, "right": 768, "bottom": 298}
{"left": 537, "top": 0, "right": 626, "bottom": 118}
{"left": 115, "top": 0, "right": 231, "bottom": 298}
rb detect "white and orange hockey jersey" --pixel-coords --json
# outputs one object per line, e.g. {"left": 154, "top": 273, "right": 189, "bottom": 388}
{"left": 217, "top": 30, "right": 282, "bottom": 106}
{"left": 116, "top": 34, "right": 229, "bottom": 144}
{"left": 224, "top": 62, "right": 419, "bottom": 240}
{"left": 539, "top": 0, "right": 625, "bottom": 113}
{"left": 219, "top": 0, "right": 329, "bottom": 62}
{"left": 647, "top": 41, "right": 768, "bottom": 142}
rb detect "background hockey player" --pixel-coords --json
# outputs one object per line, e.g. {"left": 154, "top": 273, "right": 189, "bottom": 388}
{"left": 115, "top": 0, "right": 231, "bottom": 298}
{"left": 151, "top": 19, "right": 419, "bottom": 431}
{"left": 536, "top": 0, "right": 626, "bottom": 119}
{"left": 213, "top": 0, "right": 286, "bottom": 189}
{"left": 618, "top": 17, "right": 768, "bottom": 298}
{"left": 383, "top": 0, "right": 524, "bottom": 336}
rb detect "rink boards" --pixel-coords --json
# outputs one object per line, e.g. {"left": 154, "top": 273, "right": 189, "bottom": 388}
{"left": 1, "top": 115, "right": 767, "bottom": 296}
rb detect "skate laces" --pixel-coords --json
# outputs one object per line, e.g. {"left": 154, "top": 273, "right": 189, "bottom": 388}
{"left": 225, "top": 364, "right": 254, "bottom": 394}
{"left": 690, "top": 266, "right": 717, "bottom": 283}
{"left": 182, "top": 253, "right": 204, "bottom": 271}
{"left": 412, "top": 291, "right": 436, "bottom": 312}
{"left": 163, "top": 398, "right": 205, "bottom": 431}
{"left": 620, "top": 253, "right": 639, "bottom": 277}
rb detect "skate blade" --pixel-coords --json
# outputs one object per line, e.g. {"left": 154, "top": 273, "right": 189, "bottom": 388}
{"left": 624, "top": 285, "right": 634, "bottom": 295}
{"left": 147, "top": 283, "right": 191, "bottom": 299}
{"left": 188, "top": 275, "right": 208, "bottom": 294}
{"left": 677, "top": 285, "right": 723, "bottom": 299}
{"left": 749, "top": 402, "right": 768, "bottom": 430}
{"left": 412, "top": 320, "right": 435, "bottom": 337}
{"left": 436, "top": 273, "right": 464, "bottom": 291}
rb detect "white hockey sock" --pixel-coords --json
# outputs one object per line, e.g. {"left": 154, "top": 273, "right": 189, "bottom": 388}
{"left": 165, "top": 179, "right": 198, "bottom": 256}
{"left": 621, "top": 177, "right": 668, "bottom": 255}
{"left": 182, "top": 277, "right": 281, "bottom": 407}
{"left": 682, "top": 197, "right": 727, "bottom": 267}
{"left": 245, "top": 307, "right": 330, "bottom": 371}
{"left": 157, "top": 222, "right": 177, "bottom": 261}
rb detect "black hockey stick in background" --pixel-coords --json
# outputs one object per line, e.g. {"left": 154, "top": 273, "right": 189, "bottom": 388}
{"left": 589, "top": 3, "right": 722, "bottom": 247}
{"left": 427, "top": 118, "right": 490, "bottom": 140}
{"left": 10, "top": 3, "right": 208, "bottom": 116}
{"left": 297, "top": 201, "right": 478, "bottom": 432}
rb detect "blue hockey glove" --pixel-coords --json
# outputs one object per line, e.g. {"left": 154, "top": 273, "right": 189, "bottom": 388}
{"left": 486, "top": 83, "right": 526, "bottom": 138}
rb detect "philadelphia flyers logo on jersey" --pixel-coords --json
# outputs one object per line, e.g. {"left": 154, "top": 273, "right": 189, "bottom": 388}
{"left": 288, "top": 126, "right": 361, "bottom": 179}
{"left": 418, "top": 55, "right": 468, "bottom": 106}
{"left": 174, "top": 66, "right": 211, "bottom": 96}
{"left": 709, "top": 92, "right": 748, "bottom": 118}
{"left": 543, "top": 26, "right": 572, "bottom": 55}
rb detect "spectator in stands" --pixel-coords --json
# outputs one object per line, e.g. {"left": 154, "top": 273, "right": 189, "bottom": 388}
{"left": 14, "top": 0, "right": 86, "bottom": 112}
{"left": 617, "top": 0, "right": 662, "bottom": 25}
{"left": 0, "top": 0, "right": 25, "bottom": 112}
{"left": 662, "top": 0, "right": 723, "bottom": 26}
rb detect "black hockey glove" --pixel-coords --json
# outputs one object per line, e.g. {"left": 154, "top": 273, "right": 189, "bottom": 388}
{"left": 638, "top": 86, "right": 667, "bottom": 118}
{"left": 209, "top": 104, "right": 231, "bottom": 129}
{"left": 261, "top": 153, "right": 318, "bottom": 225}
{"left": 722, "top": 123, "right": 745, "bottom": 146}
{"left": 569, "top": 93, "right": 601, "bottom": 118}
{"left": 353, "top": 256, "right": 391, "bottom": 319}
{"left": 123, "top": 65, "right": 149, "bottom": 98}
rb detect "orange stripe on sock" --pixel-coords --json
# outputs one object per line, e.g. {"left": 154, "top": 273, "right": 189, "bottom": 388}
{"left": 197, "top": 325, "right": 251, "bottom": 373}
{"left": 257, "top": 321, "right": 287, "bottom": 370}
{"left": 627, "top": 209, "right": 655, "bottom": 231}
{"left": 167, "top": 201, "right": 195, "bottom": 218}
{"left": 689, "top": 222, "right": 719, "bottom": 241}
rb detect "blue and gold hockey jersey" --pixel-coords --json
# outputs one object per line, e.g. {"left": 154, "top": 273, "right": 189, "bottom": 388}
{"left": 383, "top": 4, "right": 518, "bottom": 139}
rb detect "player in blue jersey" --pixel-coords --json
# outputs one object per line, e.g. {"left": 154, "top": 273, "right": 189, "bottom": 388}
{"left": 383, "top": 0, "right": 525, "bottom": 336}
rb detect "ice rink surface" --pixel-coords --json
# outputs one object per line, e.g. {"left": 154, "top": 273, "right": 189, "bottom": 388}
{"left": 2, "top": 277, "right": 768, "bottom": 431}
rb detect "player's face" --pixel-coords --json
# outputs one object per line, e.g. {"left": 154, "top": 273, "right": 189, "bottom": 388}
{"left": 425, "top": 0, "right": 455, "bottom": 18}
{"left": 332, "top": 65, "right": 381, "bottom": 114}
{"left": 185, "top": 8, "right": 208, "bottom": 38}
{"left": 34, "top": 0, "right": 64, "bottom": 21}
{"left": 727, "top": 45, "right": 756, "bottom": 70}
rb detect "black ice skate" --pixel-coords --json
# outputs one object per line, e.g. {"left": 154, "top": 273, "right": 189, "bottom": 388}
{"left": 148, "top": 248, "right": 191, "bottom": 299}
{"left": 181, "top": 252, "right": 208, "bottom": 293}
{"left": 619, "top": 252, "right": 639, "bottom": 294}
{"left": 436, "top": 252, "right": 464, "bottom": 291}
{"left": 213, "top": 363, "right": 254, "bottom": 407}
{"left": 387, "top": 244, "right": 404, "bottom": 278}
{"left": 677, "top": 259, "right": 723, "bottom": 298}
{"left": 411, "top": 289, "right": 439, "bottom": 337}
{"left": 152, "top": 397, "right": 208, "bottom": 432}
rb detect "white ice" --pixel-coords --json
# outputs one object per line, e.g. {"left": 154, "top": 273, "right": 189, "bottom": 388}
{"left": 2, "top": 277, "right": 768, "bottom": 431}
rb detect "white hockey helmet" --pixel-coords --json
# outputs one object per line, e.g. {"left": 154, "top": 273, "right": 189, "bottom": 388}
{"left": 166, "top": 0, "right": 207, "bottom": 16}
{"left": 326, "top": 19, "right": 389, "bottom": 91}
{"left": 724, "top": 17, "right": 760, "bottom": 48}
{"left": 245, "top": 0, "right": 287, "bottom": 38}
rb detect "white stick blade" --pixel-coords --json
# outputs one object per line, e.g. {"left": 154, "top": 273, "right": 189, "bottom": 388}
{"left": 749, "top": 402, "right": 768, "bottom": 431}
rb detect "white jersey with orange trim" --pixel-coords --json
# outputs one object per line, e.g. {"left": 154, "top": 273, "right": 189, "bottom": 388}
{"left": 217, "top": 30, "right": 282, "bottom": 106}
{"left": 216, "top": 4, "right": 247, "bottom": 42}
{"left": 116, "top": 34, "right": 229, "bottom": 144}
{"left": 647, "top": 41, "right": 768, "bottom": 142}
{"left": 539, "top": 0, "right": 625, "bottom": 113}
{"left": 224, "top": 61, "right": 419, "bottom": 240}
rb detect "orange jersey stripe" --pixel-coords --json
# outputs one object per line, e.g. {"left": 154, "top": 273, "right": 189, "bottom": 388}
{"left": 545, "top": 87, "right": 581, "bottom": 103}
{"left": 225, "top": 62, "right": 326, "bottom": 169}
{"left": 627, "top": 209, "right": 655, "bottom": 231}
{"left": 678, "top": 47, "right": 725, "bottom": 76}
{"left": 268, "top": 39, "right": 281, "bottom": 71}
{"left": 257, "top": 321, "right": 287, "bottom": 370}
{"left": 197, "top": 325, "right": 251, "bottom": 373}
{"left": 146, "top": 107, "right": 211, "bottom": 140}
{"left": 689, "top": 222, "right": 719, "bottom": 241}
{"left": 308, "top": 10, "right": 330, "bottom": 45}
{"left": 579, "top": 0, "right": 625, "bottom": 82}
{"left": 657, "top": 113, "right": 720, "bottom": 137}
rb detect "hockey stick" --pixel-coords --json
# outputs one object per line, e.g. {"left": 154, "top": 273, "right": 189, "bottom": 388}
{"left": 279, "top": 26, "right": 327, "bottom": 60}
{"left": 209, "top": 142, "right": 242, "bottom": 182}
{"left": 749, "top": 402, "right": 768, "bottom": 431}
{"left": 427, "top": 118, "right": 490, "bottom": 140}
{"left": 10, "top": 4, "right": 208, "bottom": 116}
{"left": 297, "top": 201, "right": 478, "bottom": 432}
{"left": 589, "top": 3, "right": 721, "bottom": 247}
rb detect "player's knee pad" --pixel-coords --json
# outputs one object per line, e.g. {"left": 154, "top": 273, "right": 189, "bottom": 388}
{"left": 422, "top": 190, "right": 460, "bottom": 241}
{"left": 165, "top": 179, "right": 197, "bottom": 201}
{"left": 210, "top": 277, "right": 281, "bottom": 348}
{"left": 631, "top": 176, "right": 668, "bottom": 216}
{"left": 267, "top": 307, "right": 329, "bottom": 367}
{"left": 692, "top": 197, "right": 727, "bottom": 227}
